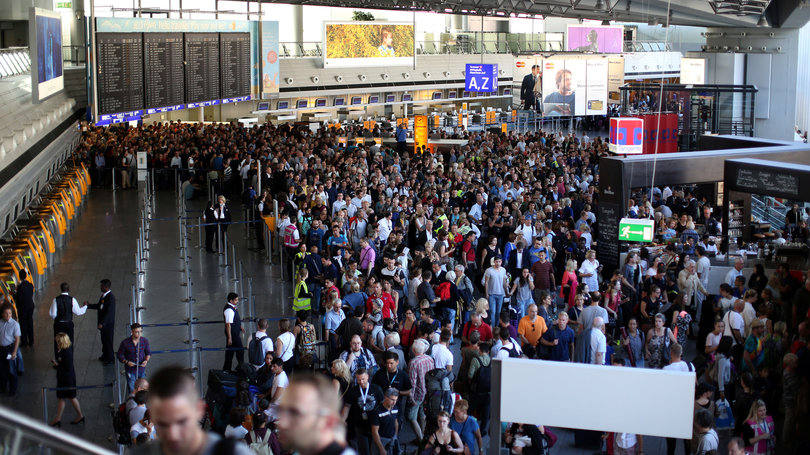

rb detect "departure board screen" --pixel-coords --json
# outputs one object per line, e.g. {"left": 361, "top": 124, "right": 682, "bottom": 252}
{"left": 219, "top": 33, "right": 250, "bottom": 100}
{"left": 96, "top": 33, "right": 144, "bottom": 116}
{"left": 143, "top": 33, "right": 185, "bottom": 113}
{"left": 184, "top": 33, "right": 220, "bottom": 104}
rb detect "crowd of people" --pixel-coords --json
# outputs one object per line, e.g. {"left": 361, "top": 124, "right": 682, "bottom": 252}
{"left": 67, "top": 120, "right": 810, "bottom": 454}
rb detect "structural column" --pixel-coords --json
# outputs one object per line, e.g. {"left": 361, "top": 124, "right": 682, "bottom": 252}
{"left": 292, "top": 5, "right": 304, "bottom": 56}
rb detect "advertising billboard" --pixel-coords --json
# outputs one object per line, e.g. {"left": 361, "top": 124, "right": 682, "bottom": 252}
{"left": 542, "top": 57, "right": 608, "bottom": 116}
{"left": 512, "top": 56, "right": 541, "bottom": 106}
{"left": 323, "top": 22, "right": 414, "bottom": 68}
{"left": 261, "top": 21, "right": 280, "bottom": 96}
{"left": 29, "top": 8, "right": 64, "bottom": 101}
{"left": 465, "top": 64, "right": 498, "bottom": 92}
{"left": 680, "top": 57, "right": 705, "bottom": 85}
{"left": 638, "top": 113, "right": 679, "bottom": 154}
{"left": 567, "top": 25, "right": 624, "bottom": 53}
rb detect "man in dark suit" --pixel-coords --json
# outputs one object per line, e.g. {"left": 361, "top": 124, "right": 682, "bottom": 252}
{"left": 506, "top": 242, "right": 530, "bottom": 278}
{"left": 520, "top": 64, "right": 541, "bottom": 110}
{"left": 86, "top": 279, "right": 115, "bottom": 364}
{"left": 14, "top": 270, "right": 35, "bottom": 347}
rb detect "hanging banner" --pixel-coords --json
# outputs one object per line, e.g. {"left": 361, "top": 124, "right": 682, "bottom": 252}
{"left": 638, "top": 113, "right": 679, "bottom": 154}
{"left": 414, "top": 115, "right": 428, "bottom": 153}
{"left": 261, "top": 21, "right": 280, "bottom": 96}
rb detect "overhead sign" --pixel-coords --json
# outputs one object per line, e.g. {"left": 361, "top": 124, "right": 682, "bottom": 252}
{"left": 618, "top": 218, "right": 655, "bottom": 242}
{"left": 680, "top": 57, "right": 705, "bottom": 85}
{"left": 465, "top": 63, "right": 498, "bottom": 93}
{"left": 567, "top": 25, "right": 624, "bottom": 53}
{"left": 609, "top": 117, "right": 643, "bottom": 154}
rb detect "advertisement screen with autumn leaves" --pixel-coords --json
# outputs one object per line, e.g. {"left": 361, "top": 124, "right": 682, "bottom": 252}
{"left": 324, "top": 22, "right": 414, "bottom": 68}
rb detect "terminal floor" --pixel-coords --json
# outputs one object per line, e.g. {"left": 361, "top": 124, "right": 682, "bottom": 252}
{"left": 1, "top": 186, "right": 702, "bottom": 454}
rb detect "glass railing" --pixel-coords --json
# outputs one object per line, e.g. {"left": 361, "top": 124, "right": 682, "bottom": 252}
{"left": 279, "top": 37, "right": 672, "bottom": 57}
{"left": 0, "top": 404, "right": 115, "bottom": 455}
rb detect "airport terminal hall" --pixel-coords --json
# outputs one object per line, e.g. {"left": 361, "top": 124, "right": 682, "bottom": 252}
{"left": 3, "top": 0, "right": 810, "bottom": 454}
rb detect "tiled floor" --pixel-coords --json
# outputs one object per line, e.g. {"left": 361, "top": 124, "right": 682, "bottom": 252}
{"left": 1, "top": 185, "right": 686, "bottom": 453}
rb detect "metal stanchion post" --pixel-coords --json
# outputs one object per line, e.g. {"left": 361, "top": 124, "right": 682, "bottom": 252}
{"left": 198, "top": 217, "right": 203, "bottom": 249}
{"left": 41, "top": 388, "right": 48, "bottom": 423}
{"left": 265, "top": 223, "right": 272, "bottom": 264}
{"left": 232, "top": 244, "right": 238, "bottom": 284}
{"left": 216, "top": 224, "right": 222, "bottom": 256}
{"left": 112, "top": 167, "right": 116, "bottom": 191}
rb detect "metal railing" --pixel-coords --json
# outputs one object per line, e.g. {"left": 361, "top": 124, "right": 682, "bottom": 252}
{"left": 62, "top": 45, "right": 87, "bottom": 65}
{"left": 0, "top": 47, "right": 31, "bottom": 79}
{"left": 0, "top": 404, "right": 115, "bottom": 455}
{"left": 751, "top": 194, "right": 788, "bottom": 231}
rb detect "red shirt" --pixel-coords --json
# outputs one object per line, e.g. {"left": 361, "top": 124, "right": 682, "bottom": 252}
{"left": 463, "top": 240, "right": 476, "bottom": 264}
{"left": 462, "top": 321, "right": 493, "bottom": 342}
{"left": 365, "top": 292, "right": 396, "bottom": 319}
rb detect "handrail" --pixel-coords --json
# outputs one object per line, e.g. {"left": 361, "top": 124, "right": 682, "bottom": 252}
{"left": 0, "top": 404, "right": 115, "bottom": 455}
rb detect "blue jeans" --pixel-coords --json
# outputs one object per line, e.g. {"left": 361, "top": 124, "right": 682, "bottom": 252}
{"left": 127, "top": 369, "right": 146, "bottom": 394}
{"left": 488, "top": 294, "right": 504, "bottom": 323}
{"left": 310, "top": 283, "right": 322, "bottom": 314}
{"left": 516, "top": 299, "right": 533, "bottom": 320}
{"left": 443, "top": 308, "right": 457, "bottom": 343}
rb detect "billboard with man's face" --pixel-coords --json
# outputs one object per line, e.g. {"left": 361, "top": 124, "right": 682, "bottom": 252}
{"left": 541, "top": 57, "right": 607, "bottom": 116}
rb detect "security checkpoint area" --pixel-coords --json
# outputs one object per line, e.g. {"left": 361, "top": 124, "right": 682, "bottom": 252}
{"left": 1, "top": 0, "right": 810, "bottom": 455}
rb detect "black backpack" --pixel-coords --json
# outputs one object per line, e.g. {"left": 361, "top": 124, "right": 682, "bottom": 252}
{"left": 111, "top": 401, "right": 133, "bottom": 445}
{"left": 425, "top": 368, "right": 454, "bottom": 418}
{"left": 248, "top": 334, "right": 268, "bottom": 366}
{"left": 500, "top": 342, "right": 521, "bottom": 358}
{"left": 472, "top": 359, "right": 492, "bottom": 395}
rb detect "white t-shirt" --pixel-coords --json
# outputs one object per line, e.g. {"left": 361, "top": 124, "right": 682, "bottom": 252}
{"left": 431, "top": 343, "right": 454, "bottom": 369}
{"left": 722, "top": 311, "right": 744, "bottom": 344}
{"left": 742, "top": 302, "right": 757, "bottom": 336}
{"left": 663, "top": 360, "right": 694, "bottom": 372}
{"left": 130, "top": 422, "right": 156, "bottom": 441}
{"left": 719, "top": 297, "right": 735, "bottom": 314}
{"left": 277, "top": 332, "right": 296, "bottom": 362}
{"left": 484, "top": 267, "right": 507, "bottom": 295}
{"left": 589, "top": 329, "right": 606, "bottom": 365}
{"left": 271, "top": 370, "right": 289, "bottom": 401}
{"left": 224, "top": 304, "right": 237, "bottom": 324}
{"left": 696, "top": 257, "right": 711, "bottom": 287}
{"left": 496, "top": 341, "right": 522, "bottom": 360}
{"left": 706, "top": 332, "right": 722, "bottom": 351}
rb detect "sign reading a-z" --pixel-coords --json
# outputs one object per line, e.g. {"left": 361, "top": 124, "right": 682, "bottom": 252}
{"left": 465, "top": 64, "right": 498, "bottom": 93}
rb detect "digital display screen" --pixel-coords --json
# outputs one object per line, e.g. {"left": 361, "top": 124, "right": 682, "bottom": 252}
{"left": 351, "top": 96, "right": 363, "bottom": 105}
{"left": 368, "top": 95, "right": 379, "bottom": 103}
{"left": 296, "top": 99, "right": 308, "bottom": 108}
{"left": 432, "top": 92, "right": 442, "bottom": 100}
{"left": 278, "top": 100, "right": 289, "bottom": 109}
{"left": 315, "top": 98, "right": 327, "bottom": 107}
{"left": 334, "top": 98, "right": 345, "bottom": 106}
{"left": 324, "top": 22, "right": 414, "bottom": 68}
{"left": 96, "top": 33, "right": 144, "bottom": 116}
{"left": 386, "top": 94, "right": 396, "bottom": 103}
{"left": 402, "top": 93, "right": 412, "bottom": 101}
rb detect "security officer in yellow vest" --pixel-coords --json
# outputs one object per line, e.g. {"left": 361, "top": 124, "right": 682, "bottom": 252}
{"left": 293, "top": 268, "right": 312, "bottom": 313}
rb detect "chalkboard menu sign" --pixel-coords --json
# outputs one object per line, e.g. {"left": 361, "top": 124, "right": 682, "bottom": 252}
{"left": 143, "top": 33, "right": 185, "bottom": 112}
{"left": 184, "top": 33, "right": 220, "bottom": 104}
{"left": 597, "top": 203, "right": 621, "bottom": 272}
{"left": 219, "top": 33, "right": 250, "bottom": 100}
{"left": 96, "top": 33, "right": 144, "bottom": 116}
{"left": 734, "top": 167, "right": 799, "bottom": 197}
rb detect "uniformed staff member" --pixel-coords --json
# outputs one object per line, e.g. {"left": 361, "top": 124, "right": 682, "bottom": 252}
{"left": 49, "top": 282, "right": 87, "bottom": 353}
{"left": 14, "top": 270, "right": 35, "bottom": 347}
{"left": 293, "top": 269, "right": 312, "bottom": 313}
{"left": 86, "top": 279, "right": 115, "bottom": 364}
{"left": 223, "top": 292, "right": 245, "bottom": 371}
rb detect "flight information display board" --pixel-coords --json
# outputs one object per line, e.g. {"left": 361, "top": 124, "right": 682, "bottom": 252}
{"left": 184, "top": 33, "right": 220, "bottom": 104}
{"left": 143, "top": 33, "right": 185, "bottom": 113}
{"left": 96, "top": 33, "right": 144, "bottom": 116}
{"left": 219, "top": 33, "right": 250, "bottom": 100}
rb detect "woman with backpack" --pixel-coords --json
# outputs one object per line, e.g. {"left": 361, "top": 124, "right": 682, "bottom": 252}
{"left": 246, "top": 412, "right": 281, "bottom": 455}
{"left": 293, "top": 310, "right": 318, "bottom": 371}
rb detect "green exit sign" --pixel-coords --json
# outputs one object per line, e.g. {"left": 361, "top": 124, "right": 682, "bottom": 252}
{"left": 618, "top": 218, "right": 655, "bottom": 242}
{"left": 56, "top": 1, "right": 72, "bottom": 8}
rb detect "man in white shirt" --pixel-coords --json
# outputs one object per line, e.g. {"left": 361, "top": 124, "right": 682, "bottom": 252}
{"left": 515, "top": 217, "right": 536, "bottom": 246}
{"left": 695, "top": 246, "right": 711, "bottom": 323}
{"left": 724, "top": 257, "right": 745, "bottom": 286}
{"left": 377, "top": 212, "right": 393, "bottom": 245}
{"left": 431, "top": 329, "right": 454, "bottom": 371}
{"left": 49, "top": 282, "right": 87, "bottom": 345}
{"left": 249, "top": 318, "right": 274, "bottom": 369}
{"left": 468, "top": 194, "right": 485, "bottom": 224}
{"left": 590, "top": 317, "right": 607, "bottom": 365}
{"left": 332, "top": 193, "right": 347, "bottom": 217}
{"left": 483, "top": 256, "right": 509, "bottom": 324}
{"left": 722, "top": 300, "right": 745, "bottom": 346}
{"left": 662, "top": 343, "right": 693, "bottom": 372}
{"left": 270, "top": 358, "right": 289, "bottom": 404}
